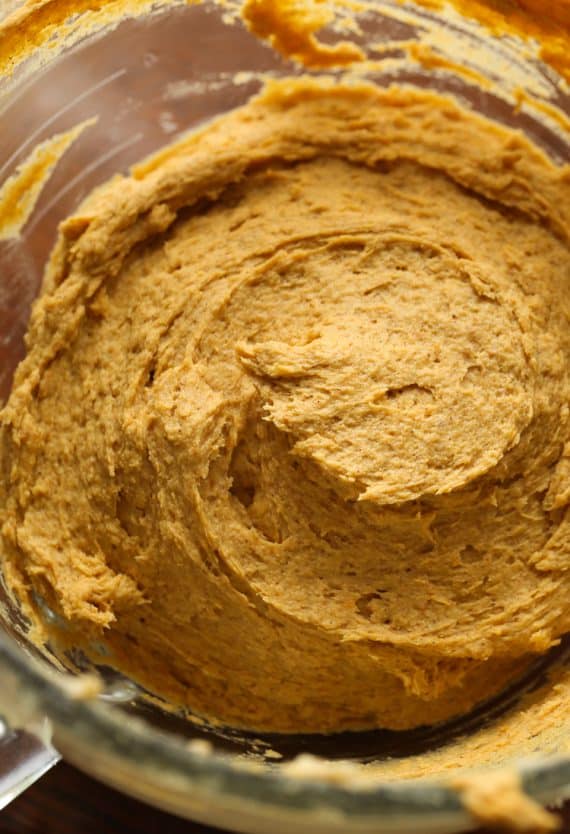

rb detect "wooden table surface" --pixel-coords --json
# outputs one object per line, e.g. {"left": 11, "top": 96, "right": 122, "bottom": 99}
{"left": 1, "top": 761, "right": 569, "bottom": 834}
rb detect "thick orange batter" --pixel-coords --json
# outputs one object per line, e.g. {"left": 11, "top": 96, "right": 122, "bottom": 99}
{"left": 1, "top": 79, "right": 568, "bottom": 732}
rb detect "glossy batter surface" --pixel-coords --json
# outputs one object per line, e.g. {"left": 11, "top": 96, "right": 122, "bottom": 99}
{"left": 1, "top": 79, "right": 569, "bottom": 732}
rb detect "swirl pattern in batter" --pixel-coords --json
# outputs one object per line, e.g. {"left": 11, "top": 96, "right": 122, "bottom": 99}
{"left": 1, "top": 79, "right": 569, "bottom": 732}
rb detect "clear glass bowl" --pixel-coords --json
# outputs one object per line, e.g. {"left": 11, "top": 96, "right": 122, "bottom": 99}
{"left": 0, "top": 2, "right": 568, "bottom": 831}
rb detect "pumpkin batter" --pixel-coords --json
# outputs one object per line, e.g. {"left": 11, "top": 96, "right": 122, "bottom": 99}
{"left": 0, "top": 78, "right": 569, "bottom": 733}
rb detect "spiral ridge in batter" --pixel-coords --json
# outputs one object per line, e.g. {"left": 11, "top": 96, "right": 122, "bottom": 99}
{"left": 1, "top": 80, "right": 569, "bottom": 732}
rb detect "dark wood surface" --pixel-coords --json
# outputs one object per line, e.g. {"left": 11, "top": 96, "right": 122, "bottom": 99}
{"left": 1, "top": 761, "right": 568, "bottom": 834}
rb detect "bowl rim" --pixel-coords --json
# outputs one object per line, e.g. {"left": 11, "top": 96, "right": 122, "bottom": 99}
{"left": 1, "top": 633, "right": 569, "bottom": 826}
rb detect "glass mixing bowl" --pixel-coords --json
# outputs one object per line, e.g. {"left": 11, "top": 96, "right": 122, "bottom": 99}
{"left": 0, "top": 2, "right": 568, "bottom": 831}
